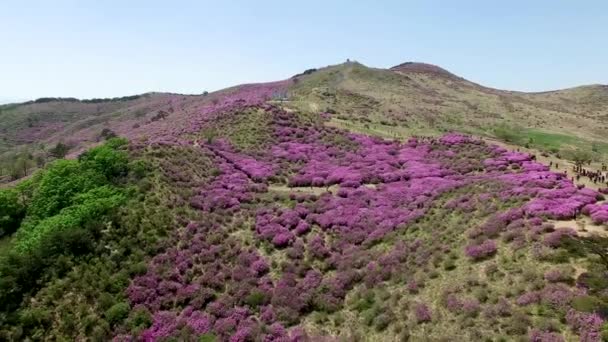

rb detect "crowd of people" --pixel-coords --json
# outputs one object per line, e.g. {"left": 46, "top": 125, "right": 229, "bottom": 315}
{"left": 571, "top": 163, "right": 608, "bottom": 188}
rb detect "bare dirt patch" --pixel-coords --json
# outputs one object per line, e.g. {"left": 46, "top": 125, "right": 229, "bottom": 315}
{"left": 549, "top": 218, "right": 607, "bottom": 237}
{"left": 268, "top": 183, "right": 376, "bottom": 195}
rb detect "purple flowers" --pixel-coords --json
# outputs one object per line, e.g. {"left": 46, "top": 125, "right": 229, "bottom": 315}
{"left": 566, "top": 309, "right": 604, "bottom": 342}
{"left": 414, "top": 303, "right": 432, "bottom": 323}
{"left": 544, "top": 268, "right": 572, "bottom": 283}
{"left": 140, "top": 309, "right": 213, "bottom": 340}
{"left": 112, "top": 100, "right": 608, "bottom": 341}
{"left": 271, "top": 231, "right": 295, "bottom": 247}
{"left": 543, "top": 228, "right": 576, "bottom": 248}
{"left": 516, "top": 291, "right": 542, "bottom": 306}
{"left": 529, "top": 330, "right": 565, "bottom": 342}
{"left": 582, "top": 203, "right": 608, "bottom": 224}
{"left": 465, "top": 240, "right": 498, "bottom": 260}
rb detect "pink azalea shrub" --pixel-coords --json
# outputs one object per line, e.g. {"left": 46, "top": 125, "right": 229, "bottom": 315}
{"left": 112, "top": 99, "right": 608, "bottom": 340}
{"left": 582, "top": 203, "right": 608, "bottom": 224}
{"left": 414, "top": 303, "right": 432, "bottom": 323}
{"left": 465, "top": 240, "right": 498, "bottom": 260}
{"left": 529, "top": 329, "right": 565, "bottom": 342}
{"left": 566, "top": 309, "right": 603, "bottom": 342}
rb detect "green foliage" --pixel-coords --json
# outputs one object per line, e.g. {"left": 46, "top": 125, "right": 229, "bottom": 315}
{"left": 491, "top": 125, "right": 607, "bottom": 160}
{"left": 25, "top": 159, "right": 106, "bottom": 220}
{"left": 602, "top": 323, "right": 608, "bottom": 341}
{"left": 199, "top": 333, "right": 218, "bottom": 342}
{"left": 493, "top": 125, "right": 521, "bottom": 143}
{"left": 105, "top": 302, "right": 130, "bottom": 326}
{"left": 19, "top": 307, "right": 52, "bottom": 329}
{"left": 0, "top": 188, "right": 26, "bottom": 237}
{"left": 562, "top": 235, "right": 608, "bottom": 270}
{"left": 244, "top": 290, "right": 267, "bottom": 308}
{"left": 20, "top": 138, "right": 128, "bottom": 223}
{"left": 353, "top": 291, "right": 376, "bottom": 312}
{"left": 49, "top": 142, "right": 70, "bottom": 159}
{"left": 561, "top": 148, "right": 595, "bottom": 166}
{"left": 11, "top": 156, "right": 34, "bottom": 179}
{"left": 571, "top": 295, "right": 602, "bottom": 313}
{"left": 129, "top": 159, "right": 149, "bottom": 179}
{"left": 0, "top": 143, "right": 206, "bottom": 340}
{"left": 197, "top": 109, "right": 273, "bottom": 152}
{"left": 0, "top": 139, "right": 135, "bottom": 336}
{"left": 126, "top": 306, "right": 152, "bottom": 333}
{"left": 100, "top": 128, "right": 118, "bottom": 141}
{"left": 78, "top": 137, "right": 129, "bottom": 179}
{"left": 15, "top": 186, "right": 125, "bottom": 252}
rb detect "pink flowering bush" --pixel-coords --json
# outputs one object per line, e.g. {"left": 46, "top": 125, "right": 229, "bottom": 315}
{"left": 104, "top": 102, "right": 608, "bottom": 340}
{"left": 414, "top": 303, "right": 432, "bottom": 323}
{"left": 465, "top": 240, "right": 498, "bottom": 260}
{"left": 543, "top": 228, "right": 577, "bottom": 248}
{"left": 582, "top": 203, "right": 608, "bottom": 224}
{"left": 516, "top": 291, "right": 542, "bottom": 306}
{"left": 9, "top": 69, "right": 608, "bottom": 342}
{"left": 566, "top": 309, "right": 604, "bottom": 342}
{"left": 544, "top": 268, "right": 573, "bottom": 283}
{"left": 529, "top": 329, "right": 565, "bottom": 342}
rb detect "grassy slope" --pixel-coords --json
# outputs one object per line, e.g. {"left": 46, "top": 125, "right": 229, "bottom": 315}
{"left": 287, "top": 62, "right": 608, "bottom": 159}
{"left": 2, "top": 61, "right": 607, "bottom": 174}
{"left": 1, "top": 61, "right": 607, "bottom": 199}
{"left": 3, "top": 61, "right": 607, "bottom": 151}
{"left": 2, "top": 83, "right": 607, "bottom": 340}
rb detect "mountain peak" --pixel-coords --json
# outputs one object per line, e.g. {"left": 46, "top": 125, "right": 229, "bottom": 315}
{"left": 390, "top": 62, "right": 461, "bottom": 80}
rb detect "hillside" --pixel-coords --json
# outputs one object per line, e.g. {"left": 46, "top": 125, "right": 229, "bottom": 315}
{"left": 0, "top": 61, "right": 607, "bottom": 341}
{"left": 289, "top": 62, "right": 608, "bottom": 144}
{"left": 0, "top": 82, "right": 288, "bottom": 182}
{"left": 2, "top": 61, "right": 608, "bottom": 183}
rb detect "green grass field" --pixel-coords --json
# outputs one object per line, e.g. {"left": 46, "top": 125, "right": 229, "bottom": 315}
{"left": 491, "top": 125, "right": 608, "bottom": 160}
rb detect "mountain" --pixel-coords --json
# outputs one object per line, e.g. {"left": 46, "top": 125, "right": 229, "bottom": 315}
{"left": 0, "top": 61, "right": 607, "bottom": 341}
{"left": 289, "top": 62, "right": 608, "bottom": 143}
{"left": 2, "top": 61, "right": 607, "bottom": 175}
{"left": 391, "top": 61, "right": 465, "bottom": 80}
{"left": 0, "top": 97, "right": 29, "bottom": 105}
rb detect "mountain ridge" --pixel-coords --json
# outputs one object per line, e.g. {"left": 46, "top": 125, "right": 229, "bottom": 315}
{"left": 1, "top": 60, "right": 608, "bottom": 341}
{"left": 1, "top": 60, "right": 607, "bottom": 183}
{"left": 4, "top": 60, "right": 606, "bottom": 106}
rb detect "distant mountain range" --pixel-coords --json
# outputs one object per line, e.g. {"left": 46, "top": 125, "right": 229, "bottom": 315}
{"left": 0, "top": 97, "right": 29, "bottom": 105}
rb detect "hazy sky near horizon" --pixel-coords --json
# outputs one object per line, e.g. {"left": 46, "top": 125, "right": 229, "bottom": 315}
{"left": 1, "top": 0, "right": 607, "bottom": 102}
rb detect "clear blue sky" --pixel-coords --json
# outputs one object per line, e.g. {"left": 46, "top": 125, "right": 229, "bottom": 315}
{"left": 1, "top": 0, "right": 607, "bottom": 102}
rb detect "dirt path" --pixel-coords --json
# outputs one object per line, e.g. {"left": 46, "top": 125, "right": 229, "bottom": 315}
{"left": 268, "top": 183, "right": 377, "bottom": 195}
{"left": 268, "top": 184, "right": 339, "bottom": 195}
{"left": 550, "top": 218, "right": 607, "bottom": 238}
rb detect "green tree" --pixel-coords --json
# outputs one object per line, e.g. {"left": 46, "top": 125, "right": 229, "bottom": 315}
{"left": 0, "top": 138, "right": 134, "bottom": 334}
{"left": 493, "top": 125, "right": 521, "bottom": 144}
{"left": 25, "top": 159, "right": 105, "bottom": 220}
{"left": 564, "top": 148, "right": 594, "bottom": 167}
{"left": 0, "top": 188, "right": 26, "bottom": 237}
{"left": 99, "top": 128, "right": 117, "bottom": 141}
{"left": 105, "top": 302, "right": 130, "bottom": 326}
{"left": 10, "top": 157, "right": 34, "bottom": 180}
{"left": 16, "top": 185, "right": 125, "bottom": 252}
{"left": 563, "top": 235, "right": 608, "bottom": 270}
{"left": 34, "top": 154, "right": 46, "bottom": 168}
{"left": 78, "top": 138, "right": 128, "bottom": 179}
{"left": 49, "top": 142, "right": 70, "bottom": 159}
